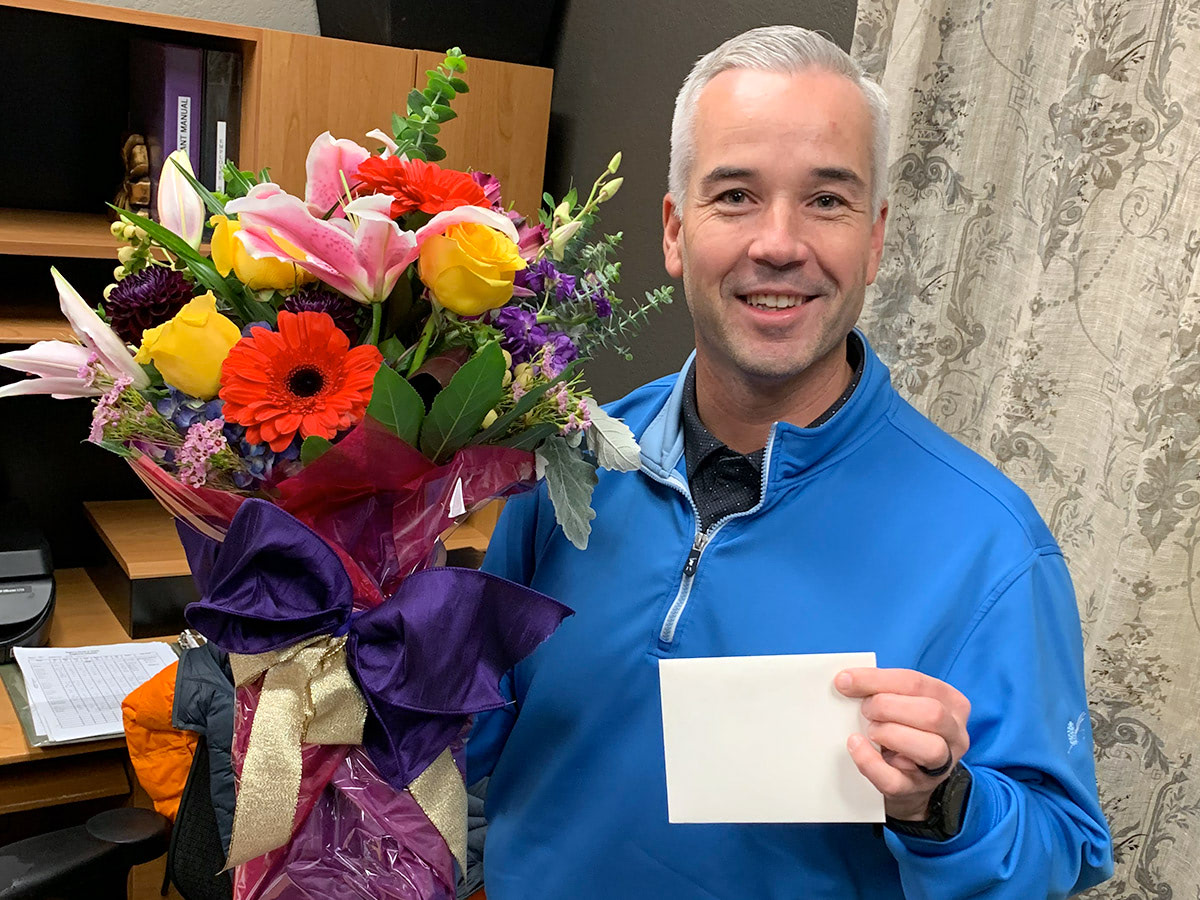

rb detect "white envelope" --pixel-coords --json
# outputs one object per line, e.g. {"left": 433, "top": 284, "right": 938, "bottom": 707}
{"left": 658, "top": 651, "right": 884, "bottom": 824}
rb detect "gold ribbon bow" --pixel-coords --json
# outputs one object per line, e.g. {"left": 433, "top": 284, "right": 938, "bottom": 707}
{"left": 224, "top": 635, "right": 468, "bottom": 874}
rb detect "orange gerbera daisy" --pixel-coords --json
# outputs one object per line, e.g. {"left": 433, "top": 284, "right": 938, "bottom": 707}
{"left": 355, "top": 156, "right": 489, "bottom": 218}
{"left": 219, "top": 311, "right": 382, "bottom": 452}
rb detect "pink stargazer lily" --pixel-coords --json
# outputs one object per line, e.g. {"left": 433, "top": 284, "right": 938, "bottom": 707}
{"left": 0, "top": 268, "right": 149, "bottom": 398}
{"left": 304, "top": 131, "right": 371, "bottom": 218}
{"left": 226, "top": 183, "right": 520, "bottom": 306}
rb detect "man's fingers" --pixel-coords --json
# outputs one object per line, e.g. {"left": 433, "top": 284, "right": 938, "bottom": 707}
{"left": 847, "top": 734, "right": 912, "bottom": 796}
{"left": 865, "top": 722, "right": 951, "bottom": 772}
{"left": 836, "top": 668, "right": 971, "bottom": 721}
{"left": 861, "top": 692, "right": 968, "bottom": 744}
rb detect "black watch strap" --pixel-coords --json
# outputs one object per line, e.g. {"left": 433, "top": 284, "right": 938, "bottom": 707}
{"left": 885, "top": 763, "right": 973, "bottom": 842}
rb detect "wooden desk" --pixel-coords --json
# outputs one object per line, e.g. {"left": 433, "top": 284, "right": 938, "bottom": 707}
{"left": 0, "top": 569, "right": 132, "bottom": 767}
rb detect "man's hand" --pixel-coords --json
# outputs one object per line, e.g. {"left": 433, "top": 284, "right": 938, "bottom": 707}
{"left": 834, "top": 668, "right": 971, "bottom": 821}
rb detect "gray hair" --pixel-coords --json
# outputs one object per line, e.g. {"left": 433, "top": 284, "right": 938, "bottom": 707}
{"left": 668, "top": 25, "right": 890, "bottom": 218}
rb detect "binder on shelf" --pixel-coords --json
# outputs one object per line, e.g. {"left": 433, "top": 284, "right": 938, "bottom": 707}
{"left": 200, "top": 49, "right": 243, "bottom": 193}
{"left": 128, "top": 39, "right": 203, "bottom": 214}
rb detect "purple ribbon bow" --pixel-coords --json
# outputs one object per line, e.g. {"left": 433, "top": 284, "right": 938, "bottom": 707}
{"left": 179, "top": 498, "right": 571, "bottom": 790}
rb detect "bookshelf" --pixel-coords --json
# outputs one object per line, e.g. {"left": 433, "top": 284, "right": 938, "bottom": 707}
{"left": 0, "top": 0, "right": 549, "bottom": 589}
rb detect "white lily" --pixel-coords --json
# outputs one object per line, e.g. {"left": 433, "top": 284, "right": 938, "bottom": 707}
{"left": 1, "top": 269, "right": 149, "bottom": 397}
{"left": 158, "top": 150, "right": 205, "bottom": 250}
{"left": 0, "top": 341, "right": 99, "bottom": 398}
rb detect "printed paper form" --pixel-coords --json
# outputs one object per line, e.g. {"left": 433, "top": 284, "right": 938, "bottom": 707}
{"left": 14, "top": 642, "right": 177, "bottom": 743}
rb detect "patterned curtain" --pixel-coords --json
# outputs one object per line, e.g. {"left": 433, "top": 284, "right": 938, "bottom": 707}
{"left": 852, "top": 1, "right": 1200, "bottom": 895}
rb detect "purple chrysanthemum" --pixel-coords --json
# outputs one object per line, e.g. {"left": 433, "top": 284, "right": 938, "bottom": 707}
{"left": 493, "top": 307, "right": 548, "bottom": 363}
{"left": 104, "top": 268, "right": 194, "bottom": 345}
{"left": 283, "top": 289, "right": 363, "bottom": 337}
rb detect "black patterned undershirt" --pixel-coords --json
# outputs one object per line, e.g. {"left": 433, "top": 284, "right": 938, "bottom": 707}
{"left": 682, "top": 333, "right": 865, "bottom": 532}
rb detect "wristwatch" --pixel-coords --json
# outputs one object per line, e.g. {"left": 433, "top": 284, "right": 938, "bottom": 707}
{"left": 885, "top": 763, "right": 973, "bottom": 842}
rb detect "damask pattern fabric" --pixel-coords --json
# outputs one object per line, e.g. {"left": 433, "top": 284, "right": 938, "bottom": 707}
{"left": 852, "top": 1, "right": 1200, "bottom": 895}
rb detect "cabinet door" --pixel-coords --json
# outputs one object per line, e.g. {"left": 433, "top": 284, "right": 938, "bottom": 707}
{"left": 414, "top": 51, "right": 552, "bottom": 217}
{"left": 250, "top": 32, "right": 417, "bottom": 196}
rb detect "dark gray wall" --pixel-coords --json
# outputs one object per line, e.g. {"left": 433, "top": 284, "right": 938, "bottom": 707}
{"left": 545, "top": 0, "right": 858, "bottom": 401}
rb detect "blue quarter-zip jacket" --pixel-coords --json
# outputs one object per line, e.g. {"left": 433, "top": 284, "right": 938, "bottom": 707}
{"left": 469, "top": 332, "right": 1113, "bottom": 899}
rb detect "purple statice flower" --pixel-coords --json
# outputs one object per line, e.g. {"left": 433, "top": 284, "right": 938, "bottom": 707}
{"left": 493, "top": 307, "right": 548, "bottom": 363}
{"left": 177, "top": 418, "right": 228, "bottom": 487}
{"left": 104, "top": 267, "right": 193, "bottom": 345}
{"left": 156, "top": 387, "right": 223, "bottom": 433}
{"left": 88, "top": 375, "right": 133, "bottom": 443}
{"left": 283, "top": 289, "right": 363, "bottom": 337}
{"left": 538, "top": 331, "right": 579, "bottom": 378}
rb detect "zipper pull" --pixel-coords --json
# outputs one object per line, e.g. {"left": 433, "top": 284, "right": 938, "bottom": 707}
{"left": 683, "top": 534, "right": 706, "bottom": 578}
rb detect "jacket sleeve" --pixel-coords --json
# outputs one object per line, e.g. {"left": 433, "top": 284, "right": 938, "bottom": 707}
{"left": 885, "top": 548, "right": 1114, "bottom": 898}
{"left": 465, "top": 489, "right": 542, "bottom": 784}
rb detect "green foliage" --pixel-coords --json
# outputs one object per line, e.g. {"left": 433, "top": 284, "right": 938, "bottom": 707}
{"left": 300, "top": 436, "right": 333, "bottom": 465}
{"left": 220, "top": 162, "right": 266, "bottom": 200}
{"left": 537, "top": 435, "right": 598, "bottom": 550}
{"left": 367, "top": 364, "right": 425, "bottom": 447}
{"left": 419, "top": 341, "right": 505, "bottom": 462}
{"left": 391, "top": 49, "right": 468, "bottom": 163}
{"left": 471, "top": 361, "right": 579, "bottom": 445}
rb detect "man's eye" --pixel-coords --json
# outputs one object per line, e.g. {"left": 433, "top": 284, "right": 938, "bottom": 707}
{"left": 814, "top": 194, "right": 844, "bottom": 209}
{"left": 718, "top": 189, "right": 748, "bottom": 204}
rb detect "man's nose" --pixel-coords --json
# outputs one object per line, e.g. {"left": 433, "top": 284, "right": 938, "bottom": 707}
{"left": 747, "top": 203, "right": 811, "bottom": 269}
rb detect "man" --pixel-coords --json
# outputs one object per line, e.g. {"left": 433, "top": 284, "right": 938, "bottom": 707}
{"left": 468, "top": 26, "right": 1113, "bottom": 899}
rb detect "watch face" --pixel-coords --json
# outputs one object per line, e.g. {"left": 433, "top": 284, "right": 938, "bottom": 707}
{"left": 885, "top": 764, "right": 972, "bottom": 842}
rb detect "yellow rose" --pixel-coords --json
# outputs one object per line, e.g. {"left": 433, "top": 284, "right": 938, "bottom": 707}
{"left": 209, "top": 215, "right": 315, "bottom": 292}
{"left": 417, "top": 222, "right": 527, "bottom": 316}
{"left": 134, "top": 293, "right": 242, "bottom": 399}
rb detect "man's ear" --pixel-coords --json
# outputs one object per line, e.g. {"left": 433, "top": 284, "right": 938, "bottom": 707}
{"left": 663, "top": 193, "right": 683, "bottom": 280}
{"left": 866, "top": 201, "right": 888, "bottom": 286}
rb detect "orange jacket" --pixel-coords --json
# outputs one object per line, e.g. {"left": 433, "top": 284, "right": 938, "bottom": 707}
{"left": 122, "top": 660, "right": 196, "bottom": 820}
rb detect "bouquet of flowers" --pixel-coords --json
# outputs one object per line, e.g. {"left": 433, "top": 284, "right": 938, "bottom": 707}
{"left": 0, "top": 50, "right": 670, "bottom": 899}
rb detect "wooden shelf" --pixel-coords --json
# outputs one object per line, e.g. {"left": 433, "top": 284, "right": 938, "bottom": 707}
{"left": 0, "top": 209, "right": 121, "bottom": 260}
{"left": 83, "top": 497, "right": 500, "bottom": 580}
{"left": 85, "top": 500, "right": 191, "bottom": 580}
{"left": 0, "top": 305, "right": 72, "bottom": 343}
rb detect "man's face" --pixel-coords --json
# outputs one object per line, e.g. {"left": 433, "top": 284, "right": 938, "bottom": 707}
{"left": 663, "top": 67, "right": 886, "bottom": 388}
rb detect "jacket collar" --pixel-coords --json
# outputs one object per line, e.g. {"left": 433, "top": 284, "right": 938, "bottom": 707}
{"left": 638, "top": 328, "right": 895, "bottom": 486}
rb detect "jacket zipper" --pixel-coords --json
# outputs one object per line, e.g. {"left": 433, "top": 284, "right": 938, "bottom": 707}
{"left": 647, "top": 428, "right": 778, "bottom": 646}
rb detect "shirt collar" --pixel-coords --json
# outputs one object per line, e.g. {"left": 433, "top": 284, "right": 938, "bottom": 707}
{"left": 680, "top": 332, "right": 866, "bottom": 479}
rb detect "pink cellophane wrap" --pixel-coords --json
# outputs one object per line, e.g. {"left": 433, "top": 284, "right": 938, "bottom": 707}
{"left": 131, "top": 419, "right": 540, "bottom": 899}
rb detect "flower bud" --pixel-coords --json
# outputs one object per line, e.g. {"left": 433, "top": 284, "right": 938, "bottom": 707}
{"left": 514, "top": 363, "right": 533, "bottom": 388}
{"left": 114, "top": 266, "right": 126, "bottom": 281}
{"left": 607, "top": 151, "right": 622, "bottom": 174}
{"left": 117, "top": 246, "right": 136, "bottom": 264}
{"left": 110, "top": 220, "right": 126, "bottom": 238}
{"left": 501, "top": 349, "right": 513, "bottom": 368}
{"left": 553, "top": 200, "right": 571, "bottom": 225}
{"left": 548, "top": 220, "right": 583, "bottom": 260}
{"left": 103, "top": 284, "right": 116, "bottom": 301}
{"left": 596, "top": 177, "right": 623, "bottom": 203}
{"left": 481, "top": 409, "right": 499, "bottom": 429}
{"left": 122, "top": 223, "right": 138, "bottom": 242}
{"left": 502, "top": 369, "right": 512, "bottom": 388}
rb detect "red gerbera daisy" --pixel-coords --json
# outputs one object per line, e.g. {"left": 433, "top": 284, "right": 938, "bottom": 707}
{"left": 355, "top": 156, "right": 489, "bottom": 218}
{"left": 219, "top": 311, "right": 382, "bottom": 452}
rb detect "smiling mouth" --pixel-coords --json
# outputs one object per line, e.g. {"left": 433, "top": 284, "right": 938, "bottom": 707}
{"left": 738, "top": 293, "right": 815, "bottom": 309}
